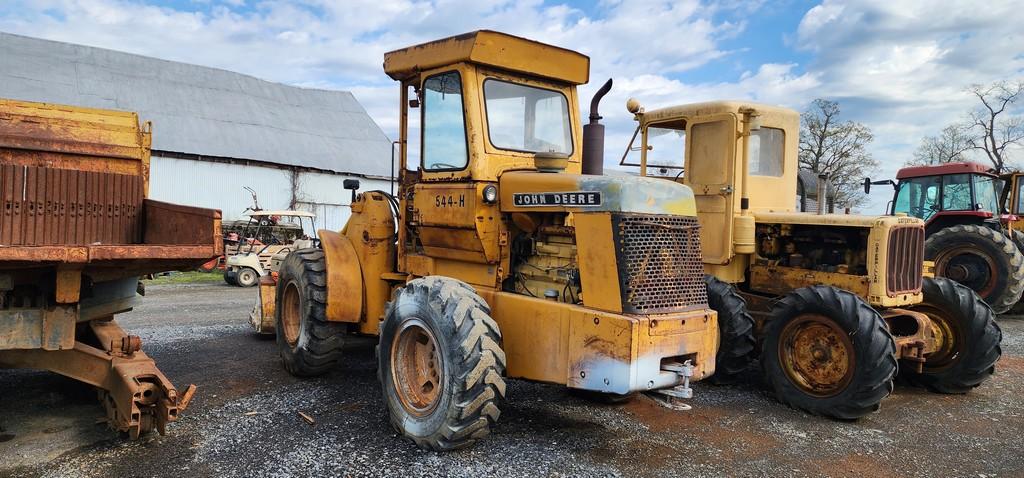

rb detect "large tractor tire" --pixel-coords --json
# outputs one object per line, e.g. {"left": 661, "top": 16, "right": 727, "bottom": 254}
{"left": 378, "top": 277, "right": 506, "bottom": 451}
{"left": 905, "top": 277, "right": 1002, "bottom": 393}
{"left": 762, "top": 286, "right": 897, "bottom": 420}
{"left": 275, "top": 249, "right": 347, "bottom": 377}
{"left": 705, "top": 275, "right": 756, "bottom": 383}
{"left": 236, "top": 267, "right": 260, "bottom": 288}
{"left": 925, "top": 224, "right": 1024, "bottom": 314}
{"left": 1010, "top": 229, "right": 1024, "bottom": 254}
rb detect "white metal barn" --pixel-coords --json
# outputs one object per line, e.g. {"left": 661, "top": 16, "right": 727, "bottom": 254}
{"left": 0, "top": 32, "right": 395, "bottom": 233}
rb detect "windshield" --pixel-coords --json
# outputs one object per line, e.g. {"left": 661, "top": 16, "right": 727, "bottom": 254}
{"left": 483, "top": 79, "right": 572, "bottom": 154}
{"left": 893, "top": 176, "right": 940, "bottom": 220}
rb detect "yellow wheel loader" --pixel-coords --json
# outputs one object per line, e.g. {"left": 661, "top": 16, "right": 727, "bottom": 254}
{"left": 253, "top": 31, "right": 720, "bottom": 450}
{"left": 623, "top": 99, "right": 1001, "bottom": 419}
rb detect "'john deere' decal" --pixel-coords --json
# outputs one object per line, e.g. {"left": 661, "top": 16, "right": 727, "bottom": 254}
{"left": 513, "top": 191, "right": 602, "bottom": 207}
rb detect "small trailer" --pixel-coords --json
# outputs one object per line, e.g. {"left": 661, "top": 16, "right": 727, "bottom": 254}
{"left": 0, "top": 98, "right": 222, "bottom": 438}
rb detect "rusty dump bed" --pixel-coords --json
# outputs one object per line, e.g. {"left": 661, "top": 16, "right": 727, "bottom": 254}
{"left": 0, "top": 98, "right": 222, "bottom": 274}
{"left": 0, "top": 98, "right": 222, "bottom": 439}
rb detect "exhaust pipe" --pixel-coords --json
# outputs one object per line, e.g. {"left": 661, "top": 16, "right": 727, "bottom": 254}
{"left": 817, "top": 173, "right": 828, "bottom": 215}
{"left": 583, "top": 78, "right": 613, "bottom": 176}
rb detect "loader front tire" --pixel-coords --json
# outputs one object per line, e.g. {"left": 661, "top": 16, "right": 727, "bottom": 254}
{"left": 762, "top": 286, "right": 897, "bottom": 420}
{"left": 705, "top": 275, "right": 756, "bottom": 383}
{"left": 905, "top": 277, "right": 1002, "bottom": 393}
{"left": 378, "top": 277, "right": 506, "bottom": 451}
{"left": 275, "top": 248, "right": 346, "bottom": 377}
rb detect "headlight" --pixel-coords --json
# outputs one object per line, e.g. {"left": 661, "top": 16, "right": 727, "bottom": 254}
{"left": 482, "top": 185, "right": 498, "bottom": 204}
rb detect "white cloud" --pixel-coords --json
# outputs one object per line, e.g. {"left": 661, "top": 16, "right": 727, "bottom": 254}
{"left": 1, "top": 0, "right": 1022, "bottom": 214}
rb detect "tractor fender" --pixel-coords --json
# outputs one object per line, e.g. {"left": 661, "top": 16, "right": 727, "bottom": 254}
{"left": 319, "top": 230, "right": 364, "bottom": 323}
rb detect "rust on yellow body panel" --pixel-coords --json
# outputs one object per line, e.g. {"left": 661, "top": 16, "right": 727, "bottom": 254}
{"left": 479, "top": 290, "right": 718, "bottom": 393}
{"left": 413, "top": 183, "right": 502, "bottom": 263}
{"left": 573, "top": 212, "right": 622, "bottom": 313}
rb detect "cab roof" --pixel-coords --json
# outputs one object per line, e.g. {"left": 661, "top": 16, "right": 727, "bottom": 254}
{"left": 896, "top": 162, "right": 994, "bottom": 180}
{"left": 639, "top": 100, "right": 799, "bottom": 128}
{"left": 383, "top": 30, "right": 590, "bottom": 85}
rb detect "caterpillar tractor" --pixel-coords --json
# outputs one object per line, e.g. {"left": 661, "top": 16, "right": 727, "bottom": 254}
{"left": 864, "top": 162, "right": 1024, "bottom": 313}
{"left": 623, "top": 99, "right": 1001, "bottom": 419}
{"left": 254, "top": 31, "right": 719, "bottom": 450}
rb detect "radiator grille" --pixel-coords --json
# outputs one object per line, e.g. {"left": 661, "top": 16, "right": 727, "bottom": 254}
{"left": 612, "top": 214, "right": 708, "bottom": 314}
{"left": 886, "top": 225, "right": 925, "bottom": 295}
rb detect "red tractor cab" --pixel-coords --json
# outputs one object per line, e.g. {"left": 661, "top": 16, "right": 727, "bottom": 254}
{"left": 890, "top": 162, "right": 1002, "bottom": 233}
{"left": 866, "top": 162, "right": 1024, "bottom": 313}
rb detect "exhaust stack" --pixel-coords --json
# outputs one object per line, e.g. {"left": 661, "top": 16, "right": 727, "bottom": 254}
{"left": 582, "top": 79, "right": 613, "bottom": 176}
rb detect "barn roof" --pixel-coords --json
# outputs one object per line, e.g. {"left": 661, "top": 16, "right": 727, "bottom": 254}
{"left": 0, "top": 32, "right": 394, "bottom": 178}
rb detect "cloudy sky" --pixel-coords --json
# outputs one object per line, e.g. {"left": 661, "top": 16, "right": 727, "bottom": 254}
{"left": 2, "top": 0, "right": 1022, "bottom": 212}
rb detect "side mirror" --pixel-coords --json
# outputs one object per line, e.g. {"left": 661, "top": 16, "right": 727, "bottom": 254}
{"left": 863, "top": 177, "right": 872, "bottom": 194}
{"left": 344, "top": 179, "right": 360, "bottom": 202}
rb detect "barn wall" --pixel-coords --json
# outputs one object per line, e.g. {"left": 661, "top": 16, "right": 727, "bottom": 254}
{"left": 149, "top": 156, "right": 393, "bottom": 234}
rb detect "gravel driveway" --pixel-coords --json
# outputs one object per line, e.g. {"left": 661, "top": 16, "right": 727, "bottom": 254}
{"left": 1, "top": 282, "right": 1022, "bottom": 477}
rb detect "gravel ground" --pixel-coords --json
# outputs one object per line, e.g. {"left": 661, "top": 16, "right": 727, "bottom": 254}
{"left": 2, "top": 282, "right": 1023, "bottom": 477}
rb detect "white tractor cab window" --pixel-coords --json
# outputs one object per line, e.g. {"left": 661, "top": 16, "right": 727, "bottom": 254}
{"left": 422, "top": 71, "right": 469, "bottom": 171}
{"left": 749, "top": 127, "right": 785, "bottom": 177}
{"left": 483, "top": 79, "right": 572, "bottom": 154}
{"left": 644, "top": 123, "right": 686, "bottom": 171}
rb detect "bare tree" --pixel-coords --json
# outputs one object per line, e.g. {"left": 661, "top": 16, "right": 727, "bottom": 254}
{"left": 910, "top": 123, "right": 973, "bottom": 166}
{"left": 798, "top": 99, "right": 878, "bottom": 208}
{"left": 964, "top": 80, "right": 1024, "bottom": 173}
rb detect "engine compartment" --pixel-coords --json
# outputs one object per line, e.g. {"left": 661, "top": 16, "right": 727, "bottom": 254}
{"left": 505, "top": 213, "right": 582, "bottom": 304}
{"left": 754, "top": 223, "right": 870, "bottom": 276}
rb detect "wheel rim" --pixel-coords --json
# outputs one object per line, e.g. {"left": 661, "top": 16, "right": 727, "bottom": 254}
{"left": 240, "top": 269, "right": 256, "bottom": 285}
{"left": 778, "top": 314, "right": 856, "bottom": 397}
{"left": 281, "top": 282, "right": 301, "bottom": 347}
{"left": 391, "top": 319, "right": 443, "bottom": 417}
{"left": 933, "top": 245, "right": 998, "bottom": 297}
{"left": 914, "top": 304, "right": 964, "bottom": 371}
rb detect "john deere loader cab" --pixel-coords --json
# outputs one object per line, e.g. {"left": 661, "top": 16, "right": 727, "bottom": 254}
{"left": 624, "top": 99, "right": 1000, "bottom": 420}
{"left": 257, "top": 31, "right": 720, "bottom": 450}
{"left": 866, "top": 162, "right": 1024, "bottom": 314}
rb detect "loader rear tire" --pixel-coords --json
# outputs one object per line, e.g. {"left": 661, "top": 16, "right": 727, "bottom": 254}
{"left": 705, "top": 275, "right": 756, "bottom": 383}
{"left": 904, "top": 277, "right": 1002, "bottom": 393}
{"left": 762, "top": 286, "right": 897, "bottom": 420}
{"left": 925, "top": 224, "right": 1024, "bottom": 314}
{"left": 378, "top": 276, "right": 506, "bottom": 451}
{"left": 275, "top": 248, "right": 346, "bottom": 377}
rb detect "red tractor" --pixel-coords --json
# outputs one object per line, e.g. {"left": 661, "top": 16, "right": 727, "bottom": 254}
{"left": 866, "top": 162, "right": 1024, "bottom": 313}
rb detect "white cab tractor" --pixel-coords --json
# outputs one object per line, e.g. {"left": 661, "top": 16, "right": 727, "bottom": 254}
{"left": 224, "top": 210, "right": 319, "bottom": 287}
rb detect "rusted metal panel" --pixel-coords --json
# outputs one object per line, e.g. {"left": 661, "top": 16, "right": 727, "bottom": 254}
{"left": 0, "top": 305, "right": 75, "bottom": 350}
{"left": 141, "top": 199, "right": 221, "bottom": 246}
{"left": 0, "top": 165, "right": 145, "bottom": 246}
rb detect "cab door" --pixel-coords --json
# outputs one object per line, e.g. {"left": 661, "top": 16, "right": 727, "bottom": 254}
{"left": 683, "top": 115, "right": 737, "bottom": 265}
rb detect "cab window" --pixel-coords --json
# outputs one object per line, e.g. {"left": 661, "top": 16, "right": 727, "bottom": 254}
{"left": 483, "top": 79, "right": 572, "bottom": 154}
{"left": 1016, "top": 179, "right": 1024, "bottom": 214}
{"left": 893, "top": 176, "right": 940, "bottom": 220}
{"left": 422, "top": 71, "right": 468, "bottom": 171}
{"left": 973, "top": 174, "right": 999, "bottom": 214}
{"left": 644, "top": 122, "right": 686, "bottom": 170}
{"left": 749, "top": 127, "right": 784, "bottom": 177}
{"left": 941, "top": 174, "right": 973, "bottom": 211}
